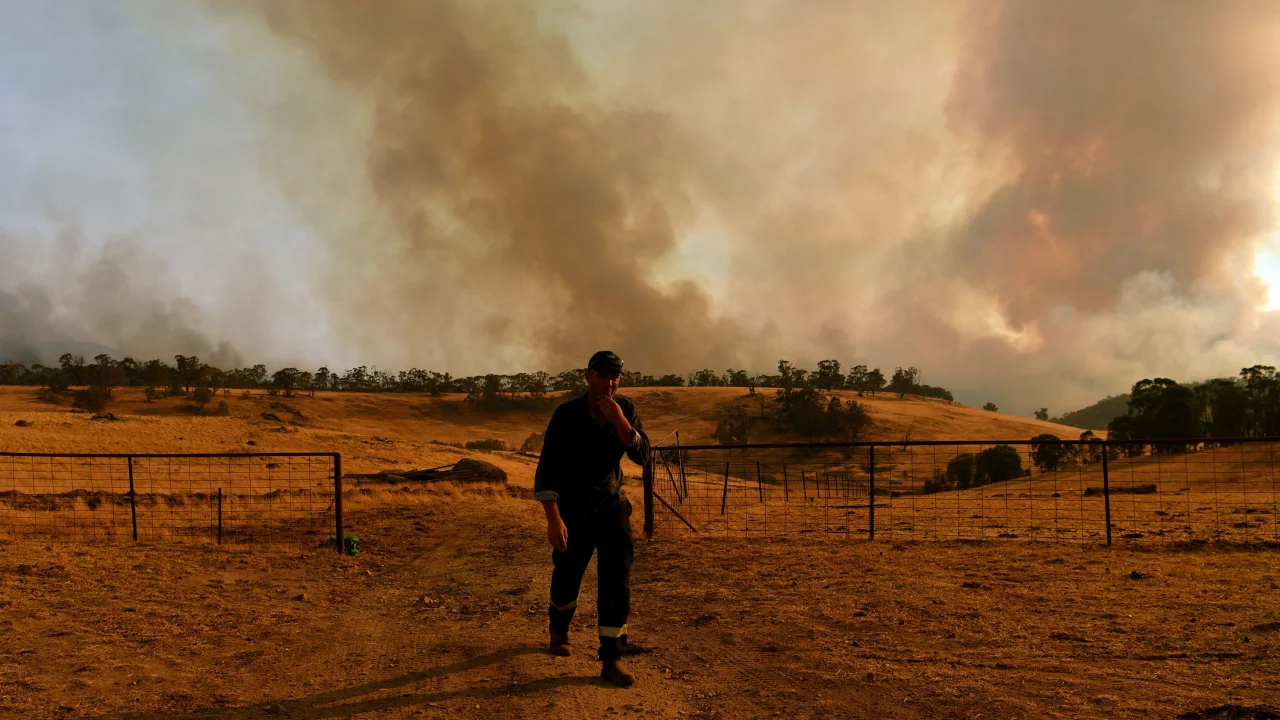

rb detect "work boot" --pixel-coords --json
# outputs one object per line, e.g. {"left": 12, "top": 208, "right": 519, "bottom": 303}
{"left": 549, "top": 630, "right": 571, "bottom": 657}
{"left": 600, "top": 659, "right": 634, "bottom": 687}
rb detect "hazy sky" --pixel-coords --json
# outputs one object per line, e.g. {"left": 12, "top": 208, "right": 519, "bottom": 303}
{"left": 3, "top": 0, "right": 1280, "bottom": 415}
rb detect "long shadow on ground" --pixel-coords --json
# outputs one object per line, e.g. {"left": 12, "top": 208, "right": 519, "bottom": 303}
{"left": 93, "top": 647, "right": 601, "bottom": 719}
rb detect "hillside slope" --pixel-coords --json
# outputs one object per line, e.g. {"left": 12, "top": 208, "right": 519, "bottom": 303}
{"left": 1053, "top": 394, "right": 1131, "bottom": 431}
{"left": 0, "top": 386, "right": 1088, "bottom": 486}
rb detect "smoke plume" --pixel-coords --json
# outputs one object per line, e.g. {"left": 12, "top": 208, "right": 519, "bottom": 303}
{"left": 5, "top": 0, "right": 1280, "bottom": 413}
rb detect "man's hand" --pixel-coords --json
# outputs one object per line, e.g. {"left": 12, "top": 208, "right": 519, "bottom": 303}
{"left": 547, "top": 516, "right": 568, "bottom": 552}
{"left": 594, "top": 394, "right": 633, "bottom": 442}
{"left": 543, "top": 500, "right": 568, "bottom": 552}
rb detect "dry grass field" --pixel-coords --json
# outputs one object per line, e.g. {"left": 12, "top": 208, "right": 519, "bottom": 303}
{"left": 2, "top": 386, "right": 1279, "bottom": 719}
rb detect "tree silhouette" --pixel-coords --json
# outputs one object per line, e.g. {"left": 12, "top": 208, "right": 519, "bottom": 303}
{"left": 814, "top": 360, "right": 842, "bottom": 391}
{"left": 865, "top": 368, "right": 885, "bottom": 395}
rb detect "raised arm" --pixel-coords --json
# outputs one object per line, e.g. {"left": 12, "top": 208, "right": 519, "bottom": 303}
{"left": 621, "top": 400, "right": 651, "bottom": 467}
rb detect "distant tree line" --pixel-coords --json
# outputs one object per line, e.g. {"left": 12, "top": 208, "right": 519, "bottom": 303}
{"left": 1022, "top": 365, "right": 1279, "bottom": 473}
{"left": 1103, "top": 366, "right": 1279, "bottom": 450}
{"left": 0, "top": 354, "right": 956, "bottom": 410}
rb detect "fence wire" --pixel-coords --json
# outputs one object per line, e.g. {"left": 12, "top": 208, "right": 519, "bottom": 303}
{"left": 644, "top": 439, "right": 1280, "bottom": 545}
{"left": 0, "top": 452, "right": 339, "bottom": 547}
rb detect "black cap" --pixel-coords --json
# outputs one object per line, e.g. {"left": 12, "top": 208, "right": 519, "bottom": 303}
{"left": 587, "top": 350, "right": 624, "bottom": 373}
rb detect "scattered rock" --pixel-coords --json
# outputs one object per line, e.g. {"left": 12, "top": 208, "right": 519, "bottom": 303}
{"left": 13, "top": 420, "right": 30, "bottom": 427}
{"left": 1250, "top": 622, "right": 1280, "bottom": 634}
{"left": 369, "top": 458, "right": 508, "bottom": 485}
{"left": 1128, "top": 570, "right": 1147, "bottom": 580}
{"left": 260, "top": 413, "right": 282, "bottom": 422}
{"left": 1049, "top": 631, "right": 1088, "bottom": 642}
{"left": 293, "top": 593, "right": 308, "bottom": 602}
{"left": 961, "top": 581, "right": 982, "bottom": 589}
{"left": 246, "top": 440, "right": 258, "bottom": 446}
{"left": 90, "top": 413, "right": 119, "bottom": 421}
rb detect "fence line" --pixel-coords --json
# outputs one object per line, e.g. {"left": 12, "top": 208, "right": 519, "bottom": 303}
{"left": 641, "top": 438, "right": 1280, "bottom": 545}
{"left": 0, "top": 452, "right": 346, "bottom": 552}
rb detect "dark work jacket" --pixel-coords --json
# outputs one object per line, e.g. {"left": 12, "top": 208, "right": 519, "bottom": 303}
{"left": 533, "top": 392, "right": 651, "bottom": 522}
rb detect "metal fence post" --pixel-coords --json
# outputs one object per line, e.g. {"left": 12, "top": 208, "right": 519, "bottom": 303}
{"left": 643, "top": 455, "right": 655, "bottom": 540}
{"left": 676, "top": 432, "right": 689, "bottom": 498}
{"left": 757, "top": 461, "right": 764, "bottom": 502}
{"left": 217, "top": 487, "right": 223, "bottom": 545}
{"left": 720, "top": 461, "right": 731, "bottom": 515}
{"left": 868, "top": 445, "right": 876, "bottom": 541}
{"left": 1101, "top": 442, "right": 1112, "bottom": 546}
{"left": 127, "top": 456, "right": 138, "bottom": 542}
{"left": 334, "top": 453, "right": 344, "bottom": 555}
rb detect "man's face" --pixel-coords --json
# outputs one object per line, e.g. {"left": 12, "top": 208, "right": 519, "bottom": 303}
{"left": 586, "top": 369, "right": 621, "bottom": 398}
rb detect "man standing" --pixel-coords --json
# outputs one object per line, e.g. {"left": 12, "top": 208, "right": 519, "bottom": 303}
{"left": 534, "top": 350, "right": 651, "bottom": 687}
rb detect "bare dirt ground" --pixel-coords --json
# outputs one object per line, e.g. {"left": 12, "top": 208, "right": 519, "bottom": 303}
{"left": 3, "top": 482, "right": 1279, "bottom": 720}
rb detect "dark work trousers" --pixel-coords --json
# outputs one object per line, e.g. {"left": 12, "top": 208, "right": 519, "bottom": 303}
{"left": 548, "top": 493, "right": 634, "bottom": 661}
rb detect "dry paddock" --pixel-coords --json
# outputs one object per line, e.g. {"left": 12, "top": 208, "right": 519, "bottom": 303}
{"left": 1, "top": 484, "right": 1279, "bottom": 720}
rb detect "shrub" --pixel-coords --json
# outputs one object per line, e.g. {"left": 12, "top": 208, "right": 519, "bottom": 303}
{"left": 192, "top": 386, "right": 214, "bottom": 410}
{"left": 947, "top": 454, "right": 976, "bottom": 489}
{"left": 976, "top": 445, "right": 1022, "bottom": 485}
{"left": 714, "top": 411, "right": 755, "bottom": 445}
{"left": 464, "top": 438, "right": 507, "bottom": 451}
{"left": 213, "top": 401, "right": 231, "bottom": 416}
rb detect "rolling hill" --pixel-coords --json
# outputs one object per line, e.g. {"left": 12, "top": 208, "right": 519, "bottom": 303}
{"left": 0, "top": 386, "right": 1087, "bottom": 486}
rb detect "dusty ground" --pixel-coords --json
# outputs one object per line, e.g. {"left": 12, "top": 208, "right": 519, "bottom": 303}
{"left": 3, "top": 387, "right": 1278, "bottom": 718}
{"left": 2, "top": 484, "right": 1279, "bottom": 719}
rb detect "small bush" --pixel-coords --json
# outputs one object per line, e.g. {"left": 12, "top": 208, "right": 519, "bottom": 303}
{"left": 192, "top": 386, "right": 214, "bottom": 410}
{"left": 213, "top": 401, "right": 231, "bottom": 416}
{"left": 976, "top": 445, "right": 1022, "bottom": 485}
{"left": 464, "top": 438, "right": 507, "bottom": 451}
{"left": 947, "top": 454, "right": 976, "bottom": 489}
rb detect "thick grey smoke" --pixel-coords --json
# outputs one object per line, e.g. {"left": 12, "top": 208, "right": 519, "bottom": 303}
{"left": 0, "top": 228, "right": 242, "bottom": 368}
{"left": 6, "top": 1, "right": 1280, "bottom": 413}
{"left": 239, "top": 0, "right": 750, "bottom": 376}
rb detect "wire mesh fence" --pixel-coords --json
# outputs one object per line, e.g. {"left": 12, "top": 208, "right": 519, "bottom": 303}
{"left": 642, "top": 438, "right": 1280, "bottom": 545}
{"left": 0, "top": 452, "right": 342, "bottom": 548}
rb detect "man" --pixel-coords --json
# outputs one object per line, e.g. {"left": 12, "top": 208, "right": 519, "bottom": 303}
{"left": 533, "top": 350, "right": 651, "bottom": 687}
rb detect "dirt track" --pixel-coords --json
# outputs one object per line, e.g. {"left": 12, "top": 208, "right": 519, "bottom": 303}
{"left": 3, "top": 484, "right": 1280, "bottom": 719}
